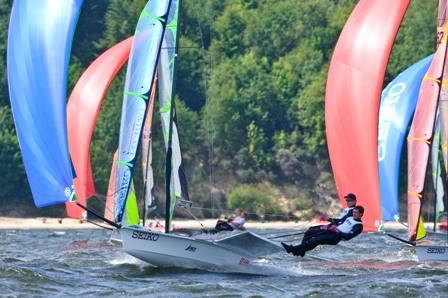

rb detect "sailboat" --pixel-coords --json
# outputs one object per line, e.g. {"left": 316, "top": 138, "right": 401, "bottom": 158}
{"left": 406, "top": 0, "right": 448, "bottom": 262}
{"left": 114, "top": 0, "right": 282, "bottom": 270}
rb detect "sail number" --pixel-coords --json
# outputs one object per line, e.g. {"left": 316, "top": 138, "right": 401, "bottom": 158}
{"left": 426, "top": 247, "right": 445, "bottom": 254}
{"left": 132, "top": 231, "right": 159, "bottom": 242}
{"left": 437, "top": 30, "right": 445, "bottom": 44}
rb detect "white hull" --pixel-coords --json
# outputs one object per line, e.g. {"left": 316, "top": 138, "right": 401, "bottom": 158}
{"left": 120, "top": 226, "right": 283, "bottom": 272}
{"left": 416, "top": 243, "right": 448, "bottom": 262}
{"left": 109, "top": 228, "right": 122, "bottom": 246}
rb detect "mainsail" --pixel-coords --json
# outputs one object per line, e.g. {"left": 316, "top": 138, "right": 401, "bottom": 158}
{"left": 7, "top": 0, "right": 84, "bottom": 207}
{"left": 66, "top": 37, "right": 133, "bottom": 219}
{"left": 378, "top": 55, "right": 433, "bottom": 222}
{"left": 325, "top": 0, "right": 410, "bottom": 232}
{"left": 407, "top": 2, "right": 448, "bottom": 242}
{"left": 114, "top": 0, "right": 172, "bottom": 224}
{"left": 158, "top": 0, "right": 190, "bottom": 232}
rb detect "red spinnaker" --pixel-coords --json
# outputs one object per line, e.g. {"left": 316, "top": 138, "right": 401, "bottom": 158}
{"left": 325, "top": 0, "right": 410, "bottom": 232}
{"left": 66, "top": 37, "right": 133, "bottom": 219}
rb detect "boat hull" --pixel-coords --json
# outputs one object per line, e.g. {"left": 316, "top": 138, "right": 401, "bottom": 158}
{"left": 416, "top": 244, "right": 448, "bottom": 262}
{"left": 120, "top": 226, "right": 282, "bottom": 271}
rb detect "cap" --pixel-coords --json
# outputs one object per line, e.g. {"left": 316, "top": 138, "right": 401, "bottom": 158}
{"left": 344, "top": 193, "right": 356, "bottom": 201}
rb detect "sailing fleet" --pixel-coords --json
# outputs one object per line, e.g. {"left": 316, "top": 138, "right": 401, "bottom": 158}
{"left": 6, "top": 0, "right": 448, "bottom": 270}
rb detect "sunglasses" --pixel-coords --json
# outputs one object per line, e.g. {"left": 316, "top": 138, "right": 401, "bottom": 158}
{"left": 345, "top": 199, "right": 355, "bottom": 202}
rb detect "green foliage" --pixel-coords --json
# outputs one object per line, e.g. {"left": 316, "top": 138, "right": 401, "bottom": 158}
{"left": 295, "top": 66, "right": 328, "bottom": 166}
{"left": 226, "top": 183, "right": 282, "bottom": 218}
{"left": 0, "top": 0, "right": 12, "bottom": 106}
{"left": 0, "top": 106, "right": 32, "bottom": 206}
{"left": 212, "top": 3, "right": 248, "bottom": 58}
{"left": 177, "top": 36, "right": 206, "bottom": 111}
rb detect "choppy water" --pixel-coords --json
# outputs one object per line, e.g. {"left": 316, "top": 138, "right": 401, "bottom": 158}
{"left": 0, "top": 227, "right": 447, "bottom": 297}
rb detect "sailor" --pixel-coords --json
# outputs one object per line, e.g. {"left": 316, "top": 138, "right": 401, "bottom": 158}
{"left": 281, "top": 206, "right": 364, "bottom": 257}
{"left": 215, "top": 210, "right": 246, "bottom": 231}
{"left": 318, "top": 193, "right": 357, "bottom": 225}
{"left": 228, "top": 211, "right": 246, "bottom": 230}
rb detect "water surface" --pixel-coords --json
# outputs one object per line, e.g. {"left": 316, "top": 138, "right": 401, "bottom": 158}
{"left": 0, "top": 228, "right": 446, "bottom": 297}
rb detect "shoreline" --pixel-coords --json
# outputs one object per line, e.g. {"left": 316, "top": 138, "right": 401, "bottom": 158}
{"left": 0, "top": 216, "right": 411, "bottom": 231}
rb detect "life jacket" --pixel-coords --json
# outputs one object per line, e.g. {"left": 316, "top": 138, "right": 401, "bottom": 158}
{"left": 337, "top": 216, "right": 362, "bottom": 234}
{"left": 338, "top": 206, "right": 354, "bottom": 219}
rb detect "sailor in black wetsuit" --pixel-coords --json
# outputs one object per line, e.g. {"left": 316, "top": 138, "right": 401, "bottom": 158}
{"left": 320, "top": 193, "right": 357, "bottom": 225}
{"left": 281, "top": 205, "right": 364, "bottom": 257}
{"left": 302, "top": 192, "right": 357, "bottom": 240}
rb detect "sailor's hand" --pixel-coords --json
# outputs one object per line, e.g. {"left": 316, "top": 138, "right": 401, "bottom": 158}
{"left": 318, "top": 216, "right": 328, "bottom": 221}
{"left": 329, "top": 226, "right": 338, "bottom": 232}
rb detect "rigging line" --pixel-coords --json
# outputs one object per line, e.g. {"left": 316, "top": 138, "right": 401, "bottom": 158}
{"left": 193, "top": 0, "right": 216, "bottom": 217}
{"left": 76, "top": 202, "right": 120, "bottom": 229}
{"left": 184, "top": 207, "right": 205, "bottom": 228}
{"left": 257, "top": 221, "right": 312, "bottom": 236}
{"left": 267, "top": 231, "right": 306, "bottom": 240}
{"left": 187, "top": 205, "right": 300, "bottom": 221}
{"left": 385, "top": 232, "right": 416, "bottom": 246}
{"left": 85, "top": 219, "right": 114, "bottom": 231}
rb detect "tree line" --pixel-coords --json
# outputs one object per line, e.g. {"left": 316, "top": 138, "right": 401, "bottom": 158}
{"left": 0, "top": 0, "right": 437, "bottom": 219}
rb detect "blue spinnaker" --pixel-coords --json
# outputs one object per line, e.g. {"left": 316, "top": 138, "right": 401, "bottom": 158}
{"left": 378, "top": 54, "right": 433, "bottom": 221}
{"left": 7, "top": 0, "right": 84, "bottom": 207}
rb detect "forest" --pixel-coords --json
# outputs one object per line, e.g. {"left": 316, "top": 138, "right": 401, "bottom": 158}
{"left": 0, "top": 0, "right": 438, "bottom": 220}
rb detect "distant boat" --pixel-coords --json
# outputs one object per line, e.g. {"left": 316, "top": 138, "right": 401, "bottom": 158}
{"left": 406, "top": 1, "right": 447, "bottom": 262}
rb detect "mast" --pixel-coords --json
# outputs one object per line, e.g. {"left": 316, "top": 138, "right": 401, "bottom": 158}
{"left": 163, "top": 0, "right": 183, "bottom": 233}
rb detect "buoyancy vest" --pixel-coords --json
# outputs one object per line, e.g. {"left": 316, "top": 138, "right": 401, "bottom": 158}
{"left": 337, "top": 216, "right": 362, "bottom": 234}
{"left": 338, "top": 206, "right": 354, "bottom": 219}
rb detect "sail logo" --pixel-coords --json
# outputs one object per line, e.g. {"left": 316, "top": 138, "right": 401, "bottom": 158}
{"left": 426, "top": 248, "right": 446, "bottom": 254}
{"left": 239, "top": 258, "right": 250, "bottom": 265}
{"left": 185, "top": 245, "right": 197, "bottom": 252}
{"left": 132, "top": 231, "right": 159, "bottom": 242}
{"left": 128, "top": 103, "right": 147, "bottom": 157}
{"left": 378, "top": 82, "right": 406, "bottom": 161}
{"left": 118, "top": 168, "right": 131, "bottom": 202}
